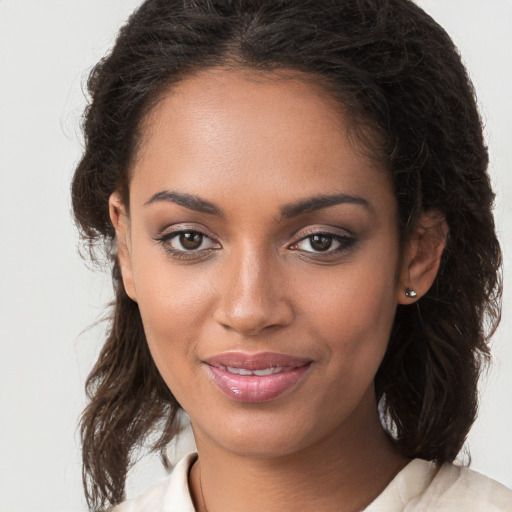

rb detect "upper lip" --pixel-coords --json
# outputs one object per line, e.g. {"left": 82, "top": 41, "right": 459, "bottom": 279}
{"left": 204, "top": 351, "right": 312, "bottom": 370}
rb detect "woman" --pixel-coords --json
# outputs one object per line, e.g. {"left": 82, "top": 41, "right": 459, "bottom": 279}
{"left": 72, "top": 0, "right": 512, "bottom": 510}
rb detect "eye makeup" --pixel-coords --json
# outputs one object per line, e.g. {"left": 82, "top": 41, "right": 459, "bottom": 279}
{"left": 154, "top": 222, "right": 357, "bottom": 264}
{"left": 154, "top": 225, "right": 221, "bottom": 261}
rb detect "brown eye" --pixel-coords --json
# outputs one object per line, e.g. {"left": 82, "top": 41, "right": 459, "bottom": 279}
{"left": 179, "top": 232, "right": 203, "bottom": 250}
{"left": 292, "top": 231, "right": 355, "bottom": 256}
{"left": 309, "top": 235, "right": 333, "bottom": 252}
{"left": 158, "top": 229, "right": 219, "bottom": 257}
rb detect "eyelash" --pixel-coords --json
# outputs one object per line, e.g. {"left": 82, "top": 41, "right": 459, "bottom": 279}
{"left": 290, "top": 231, "right": 356, "bottom": 258}
{"left": 155, "top": 227, "right": 355, "bottom": 261}
{"left": 155, "top": 228, "right": 220, "bottom": 260}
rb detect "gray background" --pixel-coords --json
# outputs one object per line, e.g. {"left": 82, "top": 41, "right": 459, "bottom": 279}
{"left": 0, "top": 1, "right": 510, "bottom": 510}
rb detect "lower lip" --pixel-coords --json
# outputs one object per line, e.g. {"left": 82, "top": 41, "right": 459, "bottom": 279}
{"left": 206, "top": 364, "right": 311, "bottom": 402}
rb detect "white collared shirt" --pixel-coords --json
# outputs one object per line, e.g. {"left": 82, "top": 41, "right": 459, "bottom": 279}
{"left": 113, "top": 453, "right": 512, "bottom": 511}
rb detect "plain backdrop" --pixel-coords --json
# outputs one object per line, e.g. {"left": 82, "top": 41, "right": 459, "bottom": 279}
{"left": 0, "top": 1, "right": 511, "bottom": 511}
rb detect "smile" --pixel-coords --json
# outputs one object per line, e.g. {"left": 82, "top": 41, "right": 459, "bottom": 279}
{"left": 221, "top": 366, "right": 286, "bottom": 376}
{"left": 204, "top": 352, "right": 312, "bottom": 403}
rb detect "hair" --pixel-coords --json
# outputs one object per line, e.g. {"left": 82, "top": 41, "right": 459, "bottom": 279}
{"left": 71, "top": 0, "right": 502, "bottom": 510}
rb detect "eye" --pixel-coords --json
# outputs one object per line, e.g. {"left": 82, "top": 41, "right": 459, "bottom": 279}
{"left": 300, "top": 234, "right": 338, "bottom": 252}
{"left": 291, "top": 231, "right": 355, "bottom": 255}
{"left": 175, "top": 231, "right": 208, "bottom": 251}
{"left": 156, "top": 228, "right": 220, "bottom": 258}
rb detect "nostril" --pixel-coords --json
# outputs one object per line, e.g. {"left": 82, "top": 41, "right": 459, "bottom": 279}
{"left": 214, "top": 299, "right": 294, "bottom": 336}
{"left": 217, "top": 313, "right": 276, "bottom": 336}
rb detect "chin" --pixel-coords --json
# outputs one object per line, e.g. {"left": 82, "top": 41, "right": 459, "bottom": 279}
{"left": 191, "top": 402, "right": 336, "bottom": 460}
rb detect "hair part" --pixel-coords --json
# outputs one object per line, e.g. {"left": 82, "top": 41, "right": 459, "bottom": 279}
{"left": 71, "top": 1, "right": 502, "bottom": 509}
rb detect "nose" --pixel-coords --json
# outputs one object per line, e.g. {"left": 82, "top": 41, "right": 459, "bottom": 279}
{"left": 213, "top": 247, "right": 294, "bottom": 337}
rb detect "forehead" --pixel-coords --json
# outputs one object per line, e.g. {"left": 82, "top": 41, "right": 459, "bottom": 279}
{"left": 130, "top": 67, "right": 392, "bottom": 213}
{"left": 140, "top": 67, "right": 347, "bottom": 154}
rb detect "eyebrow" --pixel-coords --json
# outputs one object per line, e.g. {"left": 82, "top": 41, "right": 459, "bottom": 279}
{"left": 144, "top": 190, "right": 223, "bottom": 215}
{"left": 279, "top": 193, "right": 370, "bottom": 219}
{"left": 144, "top": 190, "right": 369, "bottom": 218}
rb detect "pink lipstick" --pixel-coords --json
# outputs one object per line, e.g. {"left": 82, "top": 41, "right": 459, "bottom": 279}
{"left": 204, "top": 352, "right": 312, "bottom": 402}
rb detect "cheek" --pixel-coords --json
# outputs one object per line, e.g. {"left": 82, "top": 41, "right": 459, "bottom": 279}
{"left": 299, "top": 256, "right": 398, "bottom": 333}
{"left": 130, "top": 249, "right": 214, "bottom": 381}
{"left": 296, "top": 252, "right": 399, "bottom": 380}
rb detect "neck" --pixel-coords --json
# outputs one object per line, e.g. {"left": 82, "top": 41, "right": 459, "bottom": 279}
{"left": 189, "top": 396, "right": 409, "bottom": 512}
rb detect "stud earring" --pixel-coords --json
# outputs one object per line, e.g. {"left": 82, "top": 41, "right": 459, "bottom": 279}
{"left": 405, "top": 287, "right": 417, "bottom": 298}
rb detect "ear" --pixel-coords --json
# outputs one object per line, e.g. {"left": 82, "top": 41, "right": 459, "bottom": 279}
{"left": 109, "top": 192, "right": 137, "bottom": 302}
{"left": 397, "top": 210, "right": 448, "bottom": 305}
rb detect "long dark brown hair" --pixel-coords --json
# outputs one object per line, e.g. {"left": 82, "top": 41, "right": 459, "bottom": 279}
{"left": 71, "top": 0, "right": 502, "bottom": 510}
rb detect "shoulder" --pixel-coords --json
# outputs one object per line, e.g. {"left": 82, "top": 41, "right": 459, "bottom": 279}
{"left": 368, "top": 458, "right": 512, "bottom": 511}
{"left": 110, "top": 452, "right": 197, "bottom": 512}
{"left": 421, "top": 462, "right": 512, "bottom": 511}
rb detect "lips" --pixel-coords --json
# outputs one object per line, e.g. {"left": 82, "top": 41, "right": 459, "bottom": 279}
{"left": 204, "top": 352, "right": 312, "bottom": 402}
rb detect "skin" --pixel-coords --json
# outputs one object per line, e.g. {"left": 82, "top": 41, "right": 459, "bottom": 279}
{"left": 110, "top": 67, "right": 446, "bottom": 512}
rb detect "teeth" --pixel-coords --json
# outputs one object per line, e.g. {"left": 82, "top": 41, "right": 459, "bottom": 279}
{"left": 224, "top": 366, "right": 284, "bottom": 376}
{"left": 253, "top": 367, "right": 283, "bottom": 376}
{"left": 226, "top": 367, "right": 253, "bottom": 375}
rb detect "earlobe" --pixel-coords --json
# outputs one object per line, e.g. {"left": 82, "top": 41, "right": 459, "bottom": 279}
{"left": 109, "top": 192, "right": 137, "bottom": 302}
{"left": 397, "top": 210, "right": 448, "bottom": 305}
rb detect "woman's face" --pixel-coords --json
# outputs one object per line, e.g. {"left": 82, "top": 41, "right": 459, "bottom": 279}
{"left": 114, "top": 68, "right": 407, "bottom": 457}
